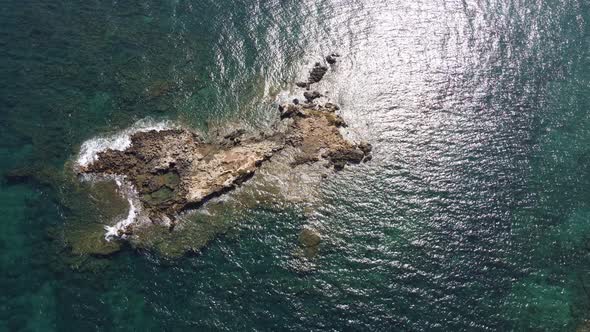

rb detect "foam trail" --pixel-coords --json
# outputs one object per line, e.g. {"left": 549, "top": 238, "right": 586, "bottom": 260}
{"left": 76, "top": 118, "right": 176, "bottom": 167}
{"left": 78, "top": 174, "right": 143, "bottom": 241}
{"left": 104, "top": 196, "right": 139, "bottom": 240}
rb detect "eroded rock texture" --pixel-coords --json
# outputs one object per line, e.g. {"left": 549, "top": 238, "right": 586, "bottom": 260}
{"left": 77, "top": 102, "right": 371, "bottom": 231}
{"left": 75, "top": 54, "right": 372, "bottom": 244}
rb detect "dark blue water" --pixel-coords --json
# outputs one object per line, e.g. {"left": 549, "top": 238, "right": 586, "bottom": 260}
{"left": 1, "top": 0, "right": 590, "bottom": 330}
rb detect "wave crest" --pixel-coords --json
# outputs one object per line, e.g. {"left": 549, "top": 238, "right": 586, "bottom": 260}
{"left": 76, "top": 118, "right": 176, "bottom": 168}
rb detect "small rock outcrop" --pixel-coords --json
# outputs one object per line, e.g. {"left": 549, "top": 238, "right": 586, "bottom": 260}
{"left": 308, "top": 63, "right": 329, "bottom": 84}
{"left": 303, "top": 91, "right": 322, "bottom": 102}
{"left": 298, "top": 227, "right": 321, "bottom": 258}
{"left": 294, "top": 54, "right": 339, "bottom": 89}
{"left": 325, "top": 54, "right": 338, "bottom": 64}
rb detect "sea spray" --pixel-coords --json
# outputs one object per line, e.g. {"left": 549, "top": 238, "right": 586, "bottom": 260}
{"left": 77, "top": 169, "right": 146, "bottom": 241}
{"left": 76, "top": 118, "right": 177, "bottom": 168}
{"left": 103, "top": 178, "right": 143, "bottom": 241}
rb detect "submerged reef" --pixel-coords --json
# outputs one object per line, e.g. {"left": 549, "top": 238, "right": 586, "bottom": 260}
{"left": 70, "top": 54, "right": 372, "bottom": 257}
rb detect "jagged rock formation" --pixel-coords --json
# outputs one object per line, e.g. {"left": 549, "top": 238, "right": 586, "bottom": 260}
{"left": 74, "top": 53, "right": 372, "bottom": 245}
{"left": 77, "top": 100, "right": 371, "bottom": 235}
{"left": 79, "top": 129, "right": 282, "bottom": 225}
{"left": 295, "top": 54, "right": 338, "bottom": 89}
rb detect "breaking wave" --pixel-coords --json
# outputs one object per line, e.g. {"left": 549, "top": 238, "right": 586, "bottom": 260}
{"left": 103, "top": 177, "right": 142, "bottom": 241}
{"left": 76, "top": 118, "right": 176, "bottom": 168}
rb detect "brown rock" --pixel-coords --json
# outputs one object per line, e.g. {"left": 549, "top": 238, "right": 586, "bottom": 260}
{"left": 299, "top": 227, "right": 321, "bottom": 247}
{"left": 77, "top": 58, "right": 371, "bottom": 241}
{"left": 358, "top": 141, "right": 373, "bottom": 154}
{"left": 80, "top": 129, "right": 282, "bottom": 220}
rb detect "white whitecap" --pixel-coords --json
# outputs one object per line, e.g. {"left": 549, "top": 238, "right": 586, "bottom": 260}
{"left": 76, "top": 118, "right": 176, "bottom": 168}
{"left": 104, "top": 196, "right": 139, "bottom": 241}
{"left": 77, "top": 174, "right": 144, "bottom": 241}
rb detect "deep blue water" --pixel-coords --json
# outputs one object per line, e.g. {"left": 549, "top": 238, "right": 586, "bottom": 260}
{"left": 1, "top": 0, "right": 590, "bottom": 330}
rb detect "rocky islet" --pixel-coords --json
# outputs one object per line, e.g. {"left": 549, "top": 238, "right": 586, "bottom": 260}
{"left": 75, "top": 54, "right": 371, "bottom": 250}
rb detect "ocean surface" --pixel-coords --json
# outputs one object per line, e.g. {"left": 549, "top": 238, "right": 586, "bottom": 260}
{"left": 1, "top": 0, "right": 589, "bottom": 330}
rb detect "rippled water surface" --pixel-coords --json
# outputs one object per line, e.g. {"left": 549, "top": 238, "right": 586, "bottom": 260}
{"left": 1, "top": 0, "right": 590, "bottom": 330}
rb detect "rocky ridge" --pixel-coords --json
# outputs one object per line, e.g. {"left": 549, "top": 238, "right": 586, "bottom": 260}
{"left": 76, "top": 54, "right": 372, "bottom": 238}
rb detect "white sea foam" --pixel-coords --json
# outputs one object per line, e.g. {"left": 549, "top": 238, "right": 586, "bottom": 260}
{"left": 104, "top": 196, "right": 139, "bottom": 240}
{"left": 76, "top": 118, "right": 176, "bottom": 167}
{"left": 77, "top": 174, "right": 143, "bottom": 241}
{"left": 102, "top": 177, "right": 145, "bottom": 241}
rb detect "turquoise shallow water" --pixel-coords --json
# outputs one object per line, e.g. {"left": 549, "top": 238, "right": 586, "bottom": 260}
{"left": 1, "top": 0, "right": 590, "bottom": 330}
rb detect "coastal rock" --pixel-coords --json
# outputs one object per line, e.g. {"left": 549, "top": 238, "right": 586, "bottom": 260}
{"left": 358, "top": 141, "right": 373, "bottom": 154}
{"left": 323, "top": 102, "right": 340, "bottom": 112}
{"left": 280, "top": 104, "right": 304, "bottom": 119}
{"left": 75, "top": 54, "right": 372, "bottom": 247}
{"left": 325, "top": 147, "right": 367, "bottom": 171}
{"left": 308, "top": 63, "right": 328, "bottom": 84}
{"left": 79, "top": 129, "right": 283, "bottom": 224}
{"left": 295, "top": 55, "right": 338, "bottom": 89}
{"left": 303, "top": 91, "right": 321, "bottom": 102}
{"left": 77, "top": 100, "right": 370, "bottom": 235}
{"left": 223, "top": 128, "right": 246, "bottom": 144}
{"left": 298, "top": 227, "right": 321, "bottom": 258}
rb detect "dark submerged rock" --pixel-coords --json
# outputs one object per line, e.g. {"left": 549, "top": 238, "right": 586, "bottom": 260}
{"left": 299, "top": 227, "right": 321, "bottom": 247}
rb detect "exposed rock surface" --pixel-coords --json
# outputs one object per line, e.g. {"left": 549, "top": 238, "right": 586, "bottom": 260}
{"left": 78, "top": 101, "right": 370, "bottom": 230}
{"left": 326, "top": 53, "right": 339, "bottom": 64}
{"left": 79, "top": 129, "right": 283, "bottom": 226}
{"left": 308, "top": 62, "right": 328, "bottom": 84}
{"left": 297, "top": 227, "right": 322, "bottom": 259}
{"left": 295, "top": 53, "right": 340, "bottom": 89}
{"left": 75, "top": 54, "right": 372, "bottom": 242}
{"left": 78, "top": 109, "right": 370, "bottom": 236}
